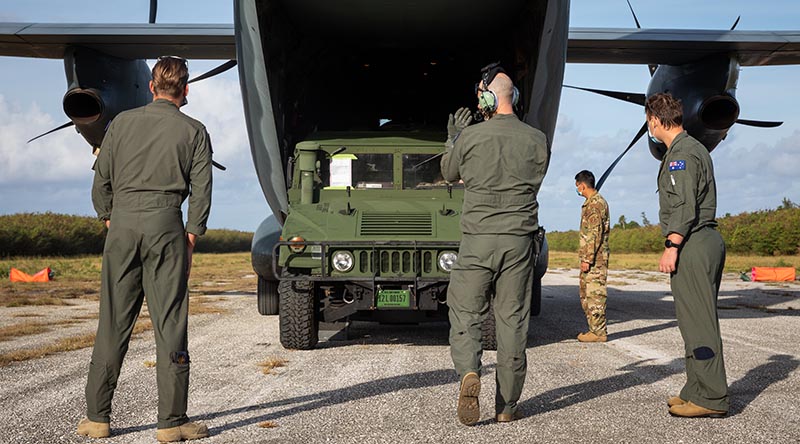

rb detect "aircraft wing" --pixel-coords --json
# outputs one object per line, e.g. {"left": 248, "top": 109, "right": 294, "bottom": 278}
{"left": 568, "top": 27, "right": 800, "bottom": 66}
{"left": 0, "top": 23, "right": 235, "bottom": 59}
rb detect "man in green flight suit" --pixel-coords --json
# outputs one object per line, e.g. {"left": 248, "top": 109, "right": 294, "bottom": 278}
{"left": 646, "top": 92, "right": 728, "bottom": 418}
{"left": 575, "top": 170, "right": 610, "bottom": 343}
{"left": 76, "top": 56, "right": 213, "bottom": 441}
{"left": 441, "top": 63, "right": 548, "bottom": 425}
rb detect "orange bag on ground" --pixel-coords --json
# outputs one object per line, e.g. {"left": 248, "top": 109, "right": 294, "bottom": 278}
{"left": 751, "top": 267, "right": 796, "bottom": 282}
{"left": 9, "top": 267, "right": 52, "bottom": 282}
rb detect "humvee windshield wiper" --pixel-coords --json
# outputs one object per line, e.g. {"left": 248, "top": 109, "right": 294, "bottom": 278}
{"left": 411, "top": 152, "right": 444, "bottom": 170}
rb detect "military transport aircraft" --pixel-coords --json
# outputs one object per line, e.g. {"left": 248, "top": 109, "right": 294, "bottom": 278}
{"left": 2, "top": 0, "right": 799, "bottom": 347}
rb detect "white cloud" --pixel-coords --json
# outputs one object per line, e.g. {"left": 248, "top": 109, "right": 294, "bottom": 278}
{"left": 0, "top": 94, "right": 95, "bottom": 184}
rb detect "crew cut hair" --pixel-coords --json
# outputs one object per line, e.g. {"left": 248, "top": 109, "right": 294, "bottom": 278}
{"left": 152, "top": 56, "right": 189, "bottom": 98}
{"left": 645, "top": 92, "right": 683, "bottom": 129}
{"left": 575, "top": 170, "right": 595, "bottom": 189}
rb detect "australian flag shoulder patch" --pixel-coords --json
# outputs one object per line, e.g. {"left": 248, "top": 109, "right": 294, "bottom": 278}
{"left": 669, "top": 160, "right": 686, "bottom": 171}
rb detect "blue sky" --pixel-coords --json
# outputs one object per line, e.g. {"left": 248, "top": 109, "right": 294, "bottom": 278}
{"left": 0, "top": 0, "right": 798, "bottom": 233}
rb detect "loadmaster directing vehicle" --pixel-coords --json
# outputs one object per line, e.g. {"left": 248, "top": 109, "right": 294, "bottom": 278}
{"left": 253, "top": 132, "right": 548, "bottom": 350}
{"left": 242, "top": 0, "right": 564, "bottom": 350}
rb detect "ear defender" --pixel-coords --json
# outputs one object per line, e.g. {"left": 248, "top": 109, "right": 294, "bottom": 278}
{"left": 477, "top": 62, "right": 519, "bottom": 112}
{"left": 479, "top": 90, "right": 498, "bottom": 113}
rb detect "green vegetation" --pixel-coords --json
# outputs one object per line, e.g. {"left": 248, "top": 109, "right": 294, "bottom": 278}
{"left": 0, "top": 213, "right": 252, "bottom": 257}
{"left": 548, "top": 207, "right": 800, "bottom": 257}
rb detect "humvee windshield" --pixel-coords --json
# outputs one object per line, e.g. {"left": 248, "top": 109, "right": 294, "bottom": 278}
{"left": 325, "top": 152, "right": 464, "bottom": 190}
{"left": 329, "top": 153, "right": 394, "bottom": 189}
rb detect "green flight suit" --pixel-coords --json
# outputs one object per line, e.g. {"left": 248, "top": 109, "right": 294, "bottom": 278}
{"left": 658, "top": 131, "right": 728, "bottom": 412}
{"left": 87, "top": 99, "right": 213, "bottom": 429}
{"left": 578, "top": 191, "right": 610, "bottom": 336}
{"left": 441, "top": 113, "right": 548, "bottom": 416}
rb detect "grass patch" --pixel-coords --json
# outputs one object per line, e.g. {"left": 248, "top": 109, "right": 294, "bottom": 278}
{"left": 143, "top": 360, "right": 156, "bottom": 368}
{"left": 0, "top": 319, "right": 82, "bottom": 341}
{"left": 0, "top": 318, "right": 152, "bottom": 367}
{"left": 257, "top": 421, "right": 279, "bottom": 429}
{"left": 188, "top": 297, "right": 229, "bottom": 315}
{"left": 257, "top": 357, "right": 288, "bottom": 375}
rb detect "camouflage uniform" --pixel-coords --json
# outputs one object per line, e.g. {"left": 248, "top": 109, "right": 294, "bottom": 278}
{"left": 578, "top": 191, "right": 610, "bottom": 336}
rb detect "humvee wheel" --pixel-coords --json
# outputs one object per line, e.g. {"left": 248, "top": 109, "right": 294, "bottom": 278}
{"left": 257, "top": 277, "right": 279, "bottom": 315}
{"left": 481, "top": 299, "right": 497, "bottom": 351}
{"left": 278, "top": 273, "right": 319, "bottom": 350}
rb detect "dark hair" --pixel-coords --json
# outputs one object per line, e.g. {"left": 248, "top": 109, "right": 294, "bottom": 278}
{"left": 152, "top": 56, "right": 189, "bottom": 98}
{"left": 575, "top": 170, "right": 595, "bottom": 189}
{"left": 645, "top": 92, "right": 683, "bottom": 129}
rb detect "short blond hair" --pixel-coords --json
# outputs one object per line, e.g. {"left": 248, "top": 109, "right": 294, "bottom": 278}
{"left": 152, "top": 56, "right": 189, "bottom": 97}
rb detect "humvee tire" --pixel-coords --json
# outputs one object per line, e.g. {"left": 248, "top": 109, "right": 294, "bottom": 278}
{"left": 481, "top": 300, "right": 497, "bottom": 351}
{"left": 278, "top": 273, "right": 319, "bottom": 350}
{"left": 257, "top": 277, "right": 279, "bottom": 315}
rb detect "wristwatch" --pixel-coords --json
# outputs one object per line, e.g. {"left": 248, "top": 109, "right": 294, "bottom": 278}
{"left": 665, "top": 239, "right": 682, "bottom": 249}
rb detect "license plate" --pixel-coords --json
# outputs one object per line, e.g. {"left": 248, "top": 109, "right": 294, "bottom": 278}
{"left": 377, "top": 289, "right": 410, "bottom": 308}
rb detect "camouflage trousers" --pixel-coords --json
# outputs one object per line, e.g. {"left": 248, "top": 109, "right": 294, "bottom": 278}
{"left": 579, "top": 264, "right": 608, "bottom": 336}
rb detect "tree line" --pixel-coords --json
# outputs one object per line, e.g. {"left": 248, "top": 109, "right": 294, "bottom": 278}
{"left": 548, "top": 206, "right": 800, "bottom": 256}
{"left": 0, "top": 213, "right": 253, "bottom": 257}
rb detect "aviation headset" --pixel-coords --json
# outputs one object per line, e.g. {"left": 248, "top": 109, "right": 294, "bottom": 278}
{"left": 475, "top": 62, "right": 520, "bottom": 114}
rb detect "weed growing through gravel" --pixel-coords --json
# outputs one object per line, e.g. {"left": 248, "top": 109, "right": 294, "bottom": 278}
{"left": 0, "top": 320, "right": 82, "bottom": 341}
{"left": 143, "top": 360, "right": 156, "bottom": 368}
{"left": 258, "top": 421, "right": 279, "bottom": 428}
{"left": 258, "top": 357, "right": 288, "bottom": 375}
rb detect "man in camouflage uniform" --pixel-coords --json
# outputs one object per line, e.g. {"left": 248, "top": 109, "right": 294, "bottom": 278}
{"left": 647, "top": 92, "right": 728, "bottom": 418}
{"left": 575, "top": 170, "right": 610, "bottom": 342}
{"left": 441, "top": 64, "right": 548, "bottom": 425}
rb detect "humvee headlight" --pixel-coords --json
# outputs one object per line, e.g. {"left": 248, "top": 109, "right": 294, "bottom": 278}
{"left": 332, "top": 251, "right": 354, "bottom": 272}
{"left": 438, "top": 251, "right": 458, "bottom": 272}
{"left": 288, "top": 236, "right": 306, "bottom": 253}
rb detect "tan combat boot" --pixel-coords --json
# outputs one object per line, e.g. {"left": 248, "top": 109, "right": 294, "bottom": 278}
{"left": 156, "top": 421, "right": 209, "bottom": 442}
{"left": 496, "top": 411, "right": 521, "bottom": 423}
{"left": 577, "top": 331, "right": 607, "bottom": 343}
{"left": 76, "top": 418, "right": 111, "bottom": 438}
{"left": 667, "top": 396, "right": 686, "bottom": 407}
{"left": 669, "top": 401, "right": 727, "bottom": 418}
{"left": 457, "top": 372, "right": 481, "bottom": 426}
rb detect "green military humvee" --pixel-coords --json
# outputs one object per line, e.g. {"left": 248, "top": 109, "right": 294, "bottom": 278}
{"left": 254, "top": 132, "right": 548, "bottom": 350}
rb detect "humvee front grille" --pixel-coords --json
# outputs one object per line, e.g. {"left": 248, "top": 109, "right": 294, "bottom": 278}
{"left": 360, "top": 212, "right": 432, "bottom": 236}
{"left": 357, "top": 250, "right": 433, "bottom": 274}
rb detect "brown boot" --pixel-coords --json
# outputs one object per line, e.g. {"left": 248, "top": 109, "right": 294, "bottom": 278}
{"left": 577, "top": 331, "right": 607, "bottom": 343}
{"left": 669, "top": 401, "right": 727, "bottom": 418}
{"left": 457, "top": 372, "right": 481, "bottom": 426}
{"left": 76, "top": 418, "right": 110, "bottom": 438}
{"left": 496, "top": 411, "right": 521, "bottom": 423}
{"left": 156, "top": 421, "right": 209, "bottom": 442}
{"left": 667, "top": 396, "right": 686, "bottom": 407}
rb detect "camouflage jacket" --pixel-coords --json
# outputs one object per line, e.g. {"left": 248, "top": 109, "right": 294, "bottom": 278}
{"left": 579, "top": 191, "right": 610, "bottom": 266}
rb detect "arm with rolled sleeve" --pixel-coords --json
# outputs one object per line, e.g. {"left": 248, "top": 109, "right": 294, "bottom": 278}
{"left": 186, "top": 129, "right": 213, "bottom": 236}
{"left": 663, "top": 154, "right": 700, "bottom": 237}
{"left": 91, "top": 124, "right": 115, "bottom": 222}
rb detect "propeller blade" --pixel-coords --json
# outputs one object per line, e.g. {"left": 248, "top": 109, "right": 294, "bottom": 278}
{"left": 188, "top": 60, "right": 238, "bottom": 84}
{"left": 212, "top": 160, "right": 227, "bottom": 171}
{"left": 730, "top": 15, "right": 741, "bottom": 31}
{"left": 563, "top": 85, "right": 647, "bottom": 107}
{"left": 626, "top": 0, "right": 642, "bottom": 29}
{"left": 27, "top": 121, "right": 75, "bottom": 144}
{"left": 149, "top": 0, "right": 157, "bottom": 24}
{"left": 596, "top": 122, "right": 648, "bottom": 191}
{"left": 736, "top": 118, "right": 783, "bottom": 128}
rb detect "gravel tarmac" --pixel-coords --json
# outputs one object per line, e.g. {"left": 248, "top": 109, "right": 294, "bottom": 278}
{"left": 0, "top": 270, "right": 798, "bottom": 443}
